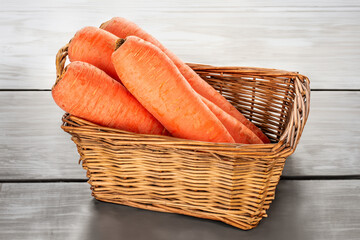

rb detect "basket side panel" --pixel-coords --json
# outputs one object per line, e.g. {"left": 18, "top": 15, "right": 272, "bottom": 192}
{"left": 65, "top": 127, "right": 286, "bottom": 230}
{"left": 197, "top": 70, "right": 296, "bottom": 142}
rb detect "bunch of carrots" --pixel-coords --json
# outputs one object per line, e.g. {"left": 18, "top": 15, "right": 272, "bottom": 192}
{"left": 52, "top": 17, "right": 270, "bottom": 144}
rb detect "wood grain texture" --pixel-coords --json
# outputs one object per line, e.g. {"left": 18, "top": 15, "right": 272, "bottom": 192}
{"left": 284, "top": 91, "right": 360, "bottom": 176}
{"left": 0, "top": 91, "right": 358, "bottom": 180}
{"left": 0, "top": 0, "right": 359, "bottom": 89}
{"left": 0, "top": 91, "right": 83, "bottom": 180}
{"left": 0, "top": 181, "right": 359, "bottom": 239}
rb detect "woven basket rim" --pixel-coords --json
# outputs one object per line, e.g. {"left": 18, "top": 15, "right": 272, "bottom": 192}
{"left": 61, "top": 113, "right": 276, "bottom": 148}
{"left": 56, "top": 43, "right": 310, "bottom": 158}
{"left": 186, "top": 63, "right": 306, "bottom": 77}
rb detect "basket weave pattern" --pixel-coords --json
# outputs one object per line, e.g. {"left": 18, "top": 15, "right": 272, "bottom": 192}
{"left": 58, "top": 44, "right": 310, "bottom": 230}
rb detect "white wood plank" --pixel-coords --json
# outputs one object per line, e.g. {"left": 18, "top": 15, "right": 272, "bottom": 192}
{"left": 283, "top": 91, "right": 360, "bottom": 176}
{"left": 0, "top": 0, "right": 359, "bottom": 89}
{"left": 0, "top": 181, "right": 359, "bottom": 239}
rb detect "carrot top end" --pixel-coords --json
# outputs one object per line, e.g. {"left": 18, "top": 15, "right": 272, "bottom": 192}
{"left": 99, "top": 20, "right": 109, "bottom": 29}
{"left": 115, "top": 38, "right": 126, "bottom": 51}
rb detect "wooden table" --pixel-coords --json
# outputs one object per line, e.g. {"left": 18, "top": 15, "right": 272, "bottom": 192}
{"left": 1, "top": 0, "right": 359, "bottom": 239}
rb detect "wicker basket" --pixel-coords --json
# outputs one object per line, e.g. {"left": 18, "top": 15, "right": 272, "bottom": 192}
{"left": 57, "top": 44, "right": 310, "bottom": 230}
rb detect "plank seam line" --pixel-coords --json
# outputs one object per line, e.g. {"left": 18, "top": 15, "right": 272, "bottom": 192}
{"left": 1, "top": 176, "right": 360, "bottom": 183}
{"left": 281, "top": 175, "right": 360, "bottom": 180}
{"left": 0, "top": 179, "right": 88, "bottom": 183}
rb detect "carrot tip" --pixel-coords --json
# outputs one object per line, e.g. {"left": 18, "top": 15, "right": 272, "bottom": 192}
{"left": 115, "top": 38, "right": 126, "bottom": 51}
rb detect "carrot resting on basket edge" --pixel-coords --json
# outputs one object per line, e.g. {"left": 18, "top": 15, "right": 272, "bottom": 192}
{"left": 111, "top": 36, "right": 235, "bottom": 143}
{"left": 100, "top": 17, "right": 270, "bottom": 144}
{"left": 52, "top": 61, "right": 168, "bottom": 136}
{"left": 200, "top": 96, "right": 263, "bottom": 144}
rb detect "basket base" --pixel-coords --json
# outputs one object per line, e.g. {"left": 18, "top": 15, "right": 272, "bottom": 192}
{"left": 90, "top": 189, "right": 264, "bottom": 230}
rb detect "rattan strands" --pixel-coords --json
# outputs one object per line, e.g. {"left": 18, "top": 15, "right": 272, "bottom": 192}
{"left": 57, "top": 43, "right": 310, "bottom": 230}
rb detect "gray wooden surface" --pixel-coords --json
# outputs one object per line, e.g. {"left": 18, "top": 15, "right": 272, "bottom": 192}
{"left": 0, "top": 91, "right": 82, "bottom": 180}
{"left": 283, "top": 91, "right": 360, "bottom": 177}
{"left": 0, "top": 181, "right": 359, "bottom": 240}
{"left": 1, "top": 91, "right": 359, "bottom": 180}
{"left": 0, "top": 0, "right": 360, "bottom": 89}
{"left": 1, "top": 0, "right": 359, "bottom": 239}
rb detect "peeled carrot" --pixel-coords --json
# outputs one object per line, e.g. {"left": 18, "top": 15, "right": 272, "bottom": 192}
{"left": 229, "top": 107, "right": 271, "bottom": 143}
{"left": 101, "top": 17, "right": 270, "bottom": 143}
{"left": 111, "top": 36, "right": 235, "bottom": 143}
{"left": 67, "top": 25, "right": 237, "bottom": 141}
{"left": 68, "top": 26, "right": 120, "bottom": 81}
{"left": 52, "top": 61, "right": 168, "bottom": 135}
{"left": 200, "top": 96, "right": 263, "bottom": 144}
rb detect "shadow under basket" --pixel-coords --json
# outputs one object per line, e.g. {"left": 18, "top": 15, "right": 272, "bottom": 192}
{"left": 58, "top": 44, "right": 310, "bottom": 230}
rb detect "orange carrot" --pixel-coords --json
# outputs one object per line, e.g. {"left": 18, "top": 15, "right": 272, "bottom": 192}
{"left": 101, "top": 17, "right": 270, "bottom": 143}
{"left": 68, "top": 26, "right": 120, "bottom": 81}
{"left": 52, "top": 61, "right": 168, "bottom": 135}
{"left": 200, "top": 96, "right": 263, "bottom": 144}
{"left": 111, "top": 36, "right": 235, "bottom": 143}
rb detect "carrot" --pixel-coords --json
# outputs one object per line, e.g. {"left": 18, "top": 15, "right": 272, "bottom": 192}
{"left": 200, "top": 96, "right": 263, "bottom": 144}
{"left": 101, "top": 17, "right": 270, "bottom": 143}
{"left": 52, "top": 61, "right": 168, "bottom": 135}
{"left": 230, "top": 108, "right": 270, "bottom": 144}
{"left": 68, "top": 26, "right": 120, "bottom": 81}
{"left": 111, "top": 36, "right": 235, "bottom": 143}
